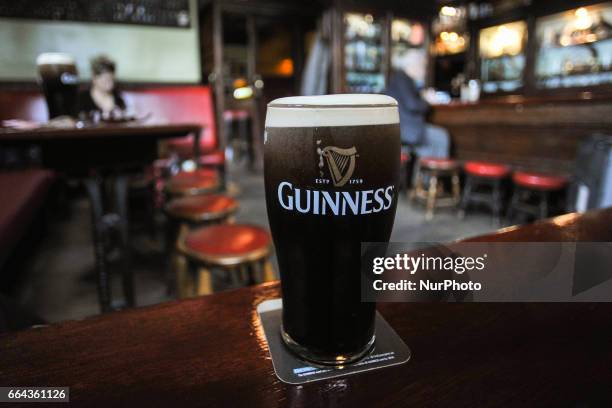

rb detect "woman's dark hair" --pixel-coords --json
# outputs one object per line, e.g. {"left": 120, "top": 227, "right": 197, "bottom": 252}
{"left": 90, "top": 55, "right": 116, "bottom": 76}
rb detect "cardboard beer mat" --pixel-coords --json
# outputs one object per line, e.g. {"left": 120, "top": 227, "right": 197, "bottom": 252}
{"left": 257, "top": 299, "right": 411, "bottom": 385}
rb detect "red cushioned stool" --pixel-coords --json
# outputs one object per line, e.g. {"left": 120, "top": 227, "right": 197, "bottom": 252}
{"left": 411, "top": 157, "right": 460, "bottom": 220}
{"left": 460, "top": 161, "right": 511, "bottom": 223}
{"left": 177, "top": 224, "right": 274, "bottom": 297}
{"left": 507, "top": 171, "right": 569, "bottom": 223}
{"left": 165, "top": 194, "right": 238, "bottom": 224}
{"left": 163, "top": 194, "right": 240, "bottom": 297}
{"left": 164, "top": 168, "right": 220, "bottom": 197}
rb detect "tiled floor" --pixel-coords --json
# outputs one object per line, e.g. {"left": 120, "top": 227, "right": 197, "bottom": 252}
{"left": 16, "top": 166, "right": 498, "bottom": 324}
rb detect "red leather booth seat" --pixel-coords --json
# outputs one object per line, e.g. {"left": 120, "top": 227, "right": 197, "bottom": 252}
{"left": 0, "top": 87, "right": 222, "bottom": 166}
{"left": 0, "top": 170, "right": 55, "bottom": 269}
{"left": 123, "top": 86, "right": 223, "bottom": 165}
{"left": 0, "top": 91, "right": 48, "bottom": 122}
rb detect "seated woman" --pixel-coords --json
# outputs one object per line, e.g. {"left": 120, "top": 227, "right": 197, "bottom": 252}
{"left": 78, "top": 55, "right": 126, "bottom": 119}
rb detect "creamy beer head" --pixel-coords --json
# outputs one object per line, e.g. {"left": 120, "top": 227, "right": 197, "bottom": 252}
{"left": 36, "top": 52, "right": 76, "bottom": 66}
{"left": 265, "top": 94, "right": 399, "bottom": 128}
{"left": 264, "top": 93, "right": 401, "bottom": 365}
{"left": 36, "top": 53, "right": 77, "bottom": 78}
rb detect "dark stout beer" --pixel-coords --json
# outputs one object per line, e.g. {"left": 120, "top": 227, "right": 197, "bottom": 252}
{"left": 264, "top": 94, "right": 400, "bottom": 364}
{"left": 36, "top": 53, "right": 79, "bottom": 119}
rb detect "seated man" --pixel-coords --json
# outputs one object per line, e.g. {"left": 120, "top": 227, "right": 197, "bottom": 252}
{"left": 384, "top": 49, "right": 449, "bottom": 159}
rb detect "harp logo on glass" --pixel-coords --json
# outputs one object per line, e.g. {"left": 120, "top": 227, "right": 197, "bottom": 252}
{"left": 274, "top": 140, "right": 395, "bottom": 216}
{"left": 317, "top": 140, "right": 358, "bottom": 187}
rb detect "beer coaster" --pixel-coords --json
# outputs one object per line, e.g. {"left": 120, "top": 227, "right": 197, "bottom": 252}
{"left": 257, "top": 299, "right": 411, "bottom": 385}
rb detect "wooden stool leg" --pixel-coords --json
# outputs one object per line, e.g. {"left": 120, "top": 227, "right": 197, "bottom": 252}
{"left": 425, "top": 173, "right": 438, "bottom": 221}
{"left": 196, "top": 267, "right": 213, "bottom": 296}
{"left": 224, "top": 265, "right": 244, "bottom": 287}
{"left": 492, "top": 180, "right": 503, "bottom": 226}
{"left": 399, "top": 161, "right": 407, "bottom": 193}
{"left": 539, "top": 191, "right": 549, "bottom": 220}
{"left": 411, "top": 165, "right": 423, "bottom": 201}
{"left": 176, "top": 256, "right": 193, "bottom": 298}
{"left": 174, "top": 223, "right": 192, "bottom": 298}
{"left": 246, "top": 263, "right": 256, "bottom": 285}
{"left": 506, "top": 188, "right": 520, "bottom": 225}
{"left": 458, "top": 176, "right": 473, "bottom": 219}
{"left": 253, "top": 260, "right": 264, "bottom": 283}
{"left": 451, "top": 171, "right": 461, "bottom": 205}
{"left": 263, "top": 260, "right": 275, "bottom": 282}
{"left": 165, "top": 221, "right": 178, "bottom": 296}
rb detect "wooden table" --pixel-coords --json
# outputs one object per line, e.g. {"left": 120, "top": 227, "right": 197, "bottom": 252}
{"left": 0, "top": 123, "right": 202, "bottom": 312}
{"left": 1, "top": 208, "right": 611, "bottom": 407}
{"left": 0, "top": 122, "right": 202, "bottom": 171}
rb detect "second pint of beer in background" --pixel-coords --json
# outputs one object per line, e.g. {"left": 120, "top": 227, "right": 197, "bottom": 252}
{"left": 264, "top": 94, "right": 400, "bottom": 365}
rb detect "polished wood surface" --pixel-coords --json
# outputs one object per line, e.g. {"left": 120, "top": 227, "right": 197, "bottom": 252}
{"left": 431, "top": 96, "right": 612, "bottom": 174}
{"left": 1, "top": 208, "right": 612, "bottom": 407}
{"left": 0, "top": 123, "right": 201, "bottom": 172}
{"left": 0, "top": 122, "right": 201, "bottom": 141}
{"left": 464, "top": 207, "right": 612, "bottom": 242}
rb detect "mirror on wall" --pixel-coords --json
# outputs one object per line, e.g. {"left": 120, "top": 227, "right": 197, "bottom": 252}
{"left": 479, "top": 20, "right": 528, "bottom": 93}
{"left": 535, "top": 3, "right": 612, "bottom": 90}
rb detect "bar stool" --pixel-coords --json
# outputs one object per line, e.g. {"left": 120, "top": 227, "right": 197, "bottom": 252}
{"left": 459, "top": 161, "right": 511, "bottom": 223}
{"left": 164, "top": 194, "right": 239, "bottom": 297}
{"left": 177, "top": 224, "right": 274, "bottom": 296}
{"left": 507, "top": 171, "right": 568, "bottom": 223}
{"left": 164, "top": 168, "right": 220, "bottom": 197}
{"left": 165, "top": 194, "right": 238, "bottom": 225}
{"left": 411, "top": 157, "right": 460, "bottom": 220}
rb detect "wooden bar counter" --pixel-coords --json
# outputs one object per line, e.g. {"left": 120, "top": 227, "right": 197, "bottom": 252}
{"left": 431, "top": 94, "right": 612, "bottom": 174}
{"left": 1, "top": 209, "right": 612, "bottom": 407}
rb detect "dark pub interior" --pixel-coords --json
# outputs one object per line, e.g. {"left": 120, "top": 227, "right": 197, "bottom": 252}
{"left": 0, "top": 0, "right": 611, "bottom": 406}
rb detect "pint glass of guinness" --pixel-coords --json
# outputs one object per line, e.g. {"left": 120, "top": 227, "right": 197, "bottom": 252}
{"left": 36, "top": 53, "right": 79, "bottom": 119}
{"left": 264, "top": 94, "right": 400, "bottom": 364}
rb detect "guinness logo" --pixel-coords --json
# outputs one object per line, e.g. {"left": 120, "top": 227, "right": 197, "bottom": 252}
{"left": 317, "top": 140, "right": 358, "bottom": 187}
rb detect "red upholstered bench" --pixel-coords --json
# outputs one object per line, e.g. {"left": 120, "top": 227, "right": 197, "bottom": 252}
{"left": 123, "top": 86, "right": 224, "bottom": 168}
{"left": 0, "top": 90, "right": 48, "bottom": 122}
{"left": 0, "top": 169, "right": 55, "bottom": 270}
{"left": 1, "top": 87, "right": 223, "bottom": 171}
